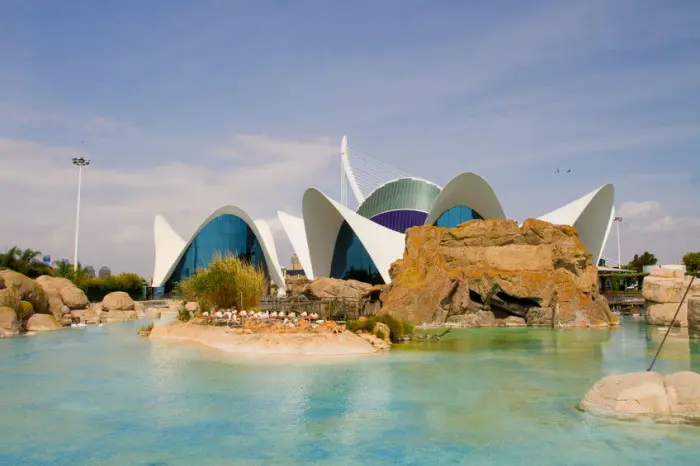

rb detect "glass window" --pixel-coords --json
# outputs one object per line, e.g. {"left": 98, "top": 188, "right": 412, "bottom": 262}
{"left": 330, "top": 221, "right": 383, "bottom": 284}
{"left": 165, "top": 214, "right": 268, "bottom": 292}
{"left": 369, "top": 210, "right": 428, "bottom": 233}
{"left": 433, "top": 206, "right": 483, "bottom": 228}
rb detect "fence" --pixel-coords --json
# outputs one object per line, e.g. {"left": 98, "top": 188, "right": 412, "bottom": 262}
{"left": 259, "top": 296, "right": 379, "bottom": 322}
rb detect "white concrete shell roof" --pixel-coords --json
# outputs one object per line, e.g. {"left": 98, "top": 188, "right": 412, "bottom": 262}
{"left": 300, "top": 188, "right": 406, "bottom": 283}
{"left": 152, "top": 206, "right": 285, "bottom": 291}
{"left": 424, "top": 172, "right": 507, "bottom": 225}
{"left": 277, "top": 211, "right": 314, "bottom": 279}
{"left": 537, "top": 184, "right": 615, "bottom": 264}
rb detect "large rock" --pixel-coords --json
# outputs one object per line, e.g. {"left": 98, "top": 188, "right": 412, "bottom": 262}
{"left": 645, "top": 302, "right": 688, "bottom": 327}
{"left": 379, "top": 219, "right": 616, "bottom": 327}
{"left": 0, "top": 287, "right": 20, "bottom": 312}
{"left": 106, "top": 310, "right": 138, "bottom": 322}
{"left": 643, "top": 275, "right": 700, "bottom": 304}
{"left": 689, "top": 296, "right": 700, "bottom": 339}
{"left": 35, "top": 275, "right": 89, "bottom": 317}
{"left": 286, "top": 274, "right": 311, "bottom": 296}
{"left": 303, "top": 277, "right": 372, "bottom": 300}
{"left": 0, "top": 270, "right": 49, "bottom": 314}
{"left": 102, "top": 291, "right": 135, "bottom": 311}
{"left": 0, "top": 306, "right": 19, "bottom": 336}
{"left": 26, "top": 313, "right": 62, "bottom": 331}
{"left": 579, "top": 371, "right": 700, "bottom": 424}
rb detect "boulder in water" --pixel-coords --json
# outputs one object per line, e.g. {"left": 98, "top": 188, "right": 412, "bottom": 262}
{"left": 102, "top": 291, "right": 135, "bottom": 311}
{"left": 26, "top": 313, "right": 62, "bottom": 331}
{"left": 0, "top": 306, "right": 19, "bottom": 337}
{"left": 579, "top": 371, "right": 700, "bottom": 424}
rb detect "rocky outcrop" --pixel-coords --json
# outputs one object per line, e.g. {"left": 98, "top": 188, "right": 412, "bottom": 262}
{"left": 379, "top": 218, "right": 616, "bottom": 327}
{"left": 26, "top": 313, "right": 62, "bottom": 331}
{"left": 0, "top": 306, "right": 19, "bottom": 337}
{"left": 35, "top": 275, "right": 89, "bottom": 318}
{"left": 286, "top": 274, "right": 310, "bottom": 296}
{"left": 303, "top": 277, "right": 372, "bottom": 300}
{"left": 579, "top": 371, "right": 700, "bottom": 424}
{"left": 101, "top": 291, "right": 135, "bottom": 311}
{"left": 0, "top": 270, "right": 49, "bottom": 315}
{"left": 689, "top": 296, "right": 700, "bottom": 339}
{"left": 642, "top": 269, "right": 700, "bottom": 327}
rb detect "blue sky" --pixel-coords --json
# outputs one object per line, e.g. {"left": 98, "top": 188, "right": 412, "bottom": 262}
{"left": 1, "top": 0, "right": 699, "bottom": 276}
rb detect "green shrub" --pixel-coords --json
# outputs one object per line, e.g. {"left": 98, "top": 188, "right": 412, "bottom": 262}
{"left": 176, "top": 255, "right": 267, "bottom": 311}
{"left": 0, "top": 287, "right": 20, "bottom": 312}
{"left": 17, "top": 300, "right": 33, "bottom": 321}
{"left": 178, "top": 307, "right": 192, "bottom": 322}
{"left": 77, "top": 273, "right": 145, "bottom": 302}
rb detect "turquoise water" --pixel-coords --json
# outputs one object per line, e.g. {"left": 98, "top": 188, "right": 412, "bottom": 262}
{"left": 1, "top": 317, "right": 699, "bottom": 465}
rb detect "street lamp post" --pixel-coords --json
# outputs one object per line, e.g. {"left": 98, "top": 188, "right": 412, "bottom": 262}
{"left": 614, "top": 216, "right": 623, "bottom": 269}
{"left": 72, "top": 157, "right": 90, "bottom": 271}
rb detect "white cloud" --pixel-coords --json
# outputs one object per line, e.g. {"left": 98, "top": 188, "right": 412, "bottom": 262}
{"left": 617, "top": 201, "right": 662, "bottom": 220}
{"left": 0, "top": 134, "right": 337, "bottom": 277}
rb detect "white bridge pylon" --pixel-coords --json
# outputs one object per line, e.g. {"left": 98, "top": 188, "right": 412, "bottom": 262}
{"left": 339, "top": 135, "right": 411, "bottom": 207}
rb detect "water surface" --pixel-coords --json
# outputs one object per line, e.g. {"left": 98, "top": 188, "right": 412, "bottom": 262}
{"left": 1, "top": 317, "right": 698, "bottom": 465}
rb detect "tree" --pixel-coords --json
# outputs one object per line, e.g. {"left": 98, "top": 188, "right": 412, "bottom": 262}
{"left": 625, "top": 251, "right": 658, "bottom": 272}
{"left": 682, "top": 252, "right": 700, "bottom": 275}
{"left": 0, "top": 246, "right": 52, "bottom": 278}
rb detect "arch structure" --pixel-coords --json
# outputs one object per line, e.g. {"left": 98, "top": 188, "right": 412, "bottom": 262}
{"left": 152, "top": 206, "right": 285, "bottom": 294}
{"left": 278, "top": 174, "right": 614, "bottom": 285}
{"left": 537, "top": 184, "right": 615, "bottom": 265}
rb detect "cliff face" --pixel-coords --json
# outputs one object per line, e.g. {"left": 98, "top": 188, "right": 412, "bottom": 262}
{"left": 379, "top": 218, "right": 616, "bottom": 327}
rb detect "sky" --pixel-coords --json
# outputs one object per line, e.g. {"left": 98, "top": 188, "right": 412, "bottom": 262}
{"left": 1, "top": 0, "right": 699, "bottom": 277}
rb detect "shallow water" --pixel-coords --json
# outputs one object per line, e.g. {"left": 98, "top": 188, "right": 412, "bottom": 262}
{"left": 1, "top": 317, "right": 699, "bottom": 465}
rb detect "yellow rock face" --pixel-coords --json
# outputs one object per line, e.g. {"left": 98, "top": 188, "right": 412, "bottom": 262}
{"left": 380, "top": 218, "right": 615, "bottom": 327}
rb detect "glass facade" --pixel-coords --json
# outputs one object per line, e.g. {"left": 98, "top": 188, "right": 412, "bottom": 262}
{"left": 330, "top": 221, "right": 383, "bottom": 284}
{"left": 369, "top": 210, "right": 428, "bottom": 233}
{"left": 433, "top": 206, "right": 483, "bottom": 228}
{"left": 164, "top": 214, "right": 268, "bottom": 292}
{"left": 356, "top": 178, "right": 441, "bottom": 220}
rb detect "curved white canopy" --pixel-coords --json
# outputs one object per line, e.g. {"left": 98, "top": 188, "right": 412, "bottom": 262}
{"left": 424, "top": 172, "right": 506, "bottom": 225}
{"left": 152, "top": 206, "right": 285, "bottom": 291}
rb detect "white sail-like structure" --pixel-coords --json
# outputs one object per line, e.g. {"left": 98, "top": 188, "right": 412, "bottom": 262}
{"left": 152, "top": 206, "right": 285, "bottom": 292}
{"left": 537, "top": 184, "right": 615, "bottom": 265}
{"left": 424, "top": 172, "right": 506, "bottom": 225}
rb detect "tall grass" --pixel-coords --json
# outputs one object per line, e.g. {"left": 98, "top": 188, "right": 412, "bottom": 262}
{"left": 176, "top": 254, "right": 267, "bottom": 311}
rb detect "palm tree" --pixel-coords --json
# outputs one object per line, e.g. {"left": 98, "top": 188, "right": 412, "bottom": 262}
{"left": 0, "top": 246, "right": 52, "bottom": 278}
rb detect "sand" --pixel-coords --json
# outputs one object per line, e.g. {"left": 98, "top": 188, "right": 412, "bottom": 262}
{"left": 149, "top": 321, "right": 377, "bottom": 356}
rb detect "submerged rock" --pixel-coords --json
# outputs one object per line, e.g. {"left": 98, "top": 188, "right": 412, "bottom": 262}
{"left": 579, "top": 371, "right": 700, "bottom": 424}
{"left": 379, "top": 218, "right": 616, "bottom": 327}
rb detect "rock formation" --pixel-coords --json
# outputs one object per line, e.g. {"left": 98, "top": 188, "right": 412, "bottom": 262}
{"left": 379, "top": 218, "right": 616, "bottom": 327}
{"left": 0, "top": 306, "right": 19, "bottom": 337}
{"left": 0, "top": 270, "right": 49, "bottom": 315}
{"left": 101, "top": 291, "right": 135, "bottom": 311}
{"left": 642, "top": 269, "right": 700, "bottom": 326}
{"left": 302, "top": 277, "right": 372, "bottom": 300}
{"left": 579, "top": 371, "right": 700, "bottom": 424}
{"left": 35, "top": 275, "right": 89, "bottom": 319}
{"left": 689, "top": 296, "right": 700, "bottom": 339}
{"left": 26, "top": 314, "right": 62, "bottom": 331}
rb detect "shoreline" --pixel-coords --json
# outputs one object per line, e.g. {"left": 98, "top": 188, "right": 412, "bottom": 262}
{"left": 149, "top": 321, "right": 379, "bottom": 357}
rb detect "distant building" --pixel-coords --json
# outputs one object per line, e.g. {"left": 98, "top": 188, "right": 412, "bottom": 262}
{"left": 85, "top": 266, "right": 96, "bottom": 278}
{"left": 290, "top": 254, "right": 302, "bottom": 271}
{"left": 643, "top": 264, "right": 686, "bottom": 274}
{"left": 98, "top": 266, "right": 112, "bottom": 278}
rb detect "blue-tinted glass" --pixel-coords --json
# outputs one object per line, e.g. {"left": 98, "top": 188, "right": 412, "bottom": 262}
{"left": 165, "top": 214, "right": 268, "bottom": 292}
{"left": 330, "top": 221, "right": 383, "bottom": 284}
{"left": 370, "top": 210, "right": 428, "bottom": 233}
{"left": 433, "top": 206, "right": 483, "bottom": 228}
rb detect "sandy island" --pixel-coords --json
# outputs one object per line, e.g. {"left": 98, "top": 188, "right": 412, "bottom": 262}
{"left": 149, "top": 321, "right": 379, "bottom": 356}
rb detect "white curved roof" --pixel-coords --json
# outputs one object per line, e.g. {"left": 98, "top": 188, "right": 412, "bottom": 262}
{"left": 301, "top": 188, "right": 406, "bottom": 284}
{"left": 277, "top": 211, "right": 314, "bottom": 279}
{"left": 152, "top": 206, "right": 285, "bottom": 291}
{"left": 537, "top": 184, "right": 615, "bottom": 264}
{"left": 424, "top": 172, "right": 506, "bottom": 225}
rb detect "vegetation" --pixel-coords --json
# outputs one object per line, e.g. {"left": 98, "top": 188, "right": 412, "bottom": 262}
{"left": 17, "top": 301, "right": 34, "bottom": 323}
{"left": 347, "top": 314, "right": 412, "bottom": 343}
{"left": 599, "top": 273, "right": 648, "bottom": 292}
{"left": 682, "top": 252, "right": 700, "bottom": 275}
{"left": 625, "top": 251, "right": 657, "bottom": 272}
{"left": 51, "top": 260, "right": 144, "bottom": 301}
{"left": 176, "top": 255, "right": 268, "bottom": 311}
{"left": 0, "top": 247, "right": 52, "bottom": 278}
{"left": 138, "top": 323, "right": 154, "bottom": 337}
{"left": 178, "top": 307, "right": 192, "bottom": 322}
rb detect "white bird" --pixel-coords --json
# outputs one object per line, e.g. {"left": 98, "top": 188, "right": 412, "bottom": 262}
{"left": 289, "top": 312, "right": 296, "bottom": 319}
{"left": 239, "top": 310, "right": 247, "bottom": 317}
{"left": 301, "top": 311, "right": 308, "bottom": 318}
{"left": 202, "top": 311, "right": 210, "bottom": 317}
{"left": 98, "top": 323, "right": 104, "bottom": 327}
{"left": 271, "top": 311, "right": 278, "bottom": 318}
{"left": 278, "top": 311, "right": 286, "bottom": 318}
{"left": 214, "top": 311, "right": 224, "bottom": 318}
